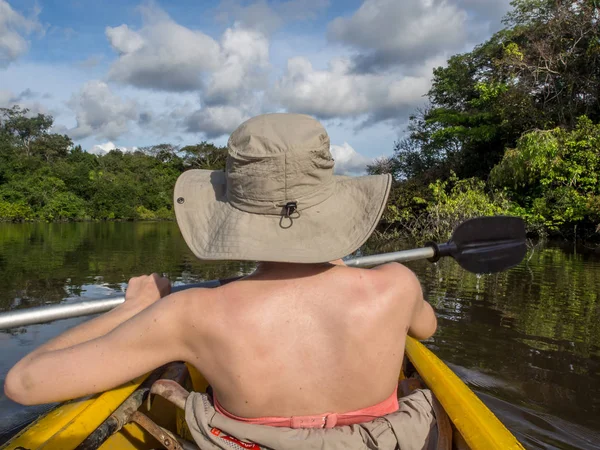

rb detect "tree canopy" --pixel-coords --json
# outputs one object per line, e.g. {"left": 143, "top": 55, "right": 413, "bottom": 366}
{"left": 2, "top": 0, "right": 599, "bottom": 241}
{"left": 0, "top": 106, "right": 227, "bottom": 222}
{"left": 369, "top": 0, "right": 600, "bottom": 240}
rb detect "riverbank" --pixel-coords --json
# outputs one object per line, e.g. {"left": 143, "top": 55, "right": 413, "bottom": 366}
{"left": 3, "top": 107, "right": 600, "bottom": 242}
{"left": 3, "top": 211, "right": 599, "bottom": 246}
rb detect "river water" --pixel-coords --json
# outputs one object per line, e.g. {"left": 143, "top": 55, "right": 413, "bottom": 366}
{"left": 0, "top": 222, "right": 599, "bottom": 449}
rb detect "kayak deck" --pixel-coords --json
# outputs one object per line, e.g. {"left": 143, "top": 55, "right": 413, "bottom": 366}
{"left": 1, "top": 337, "right": 524, "bottom": 450}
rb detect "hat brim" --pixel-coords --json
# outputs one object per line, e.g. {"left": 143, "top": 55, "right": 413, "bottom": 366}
{"left": 174, "top": 170, "right": 391, "bottom": 263}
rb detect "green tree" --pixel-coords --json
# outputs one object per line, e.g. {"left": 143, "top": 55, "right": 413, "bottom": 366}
{"left": 379, "top": 0, "right": 600, "bottom": 239}
{"left": 0, "top": 106, "right": 54, "bottom": 157}
{"left": 491, "top": 116, "right": 600, "bottom": 232}
{"left": 181, "top": 142, "right": 227, "bottom": 170}
{"left": 390, "top": 0, "right": 599, "bottom": 182}
{"left": 0, "top": 108, "right": 226, "bottom": 222}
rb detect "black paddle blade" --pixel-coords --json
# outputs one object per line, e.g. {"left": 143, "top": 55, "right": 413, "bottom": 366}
{"left": 433, "top": 216, "right": 527, "bottom": 274}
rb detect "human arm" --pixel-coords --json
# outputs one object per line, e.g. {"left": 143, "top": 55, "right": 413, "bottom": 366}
{"left": 407, "top": 289, "right": 437, "bottom": 340}
{"left": 4, "top": 275, "right": 199, "bottom": 405}
{"left": 16, "top": 274, "right": 171, "bottom": 357}
{"left": 373, "top": 262, "right": 437, "bottom": 340}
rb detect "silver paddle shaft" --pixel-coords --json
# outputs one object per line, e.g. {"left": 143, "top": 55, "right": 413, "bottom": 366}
{"left": 0, "top": 247, "right": 435, "bottom": 330}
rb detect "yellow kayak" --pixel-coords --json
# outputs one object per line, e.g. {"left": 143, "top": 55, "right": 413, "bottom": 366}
{"left": 1, "top": 338, "right": 524, "bottom": 450}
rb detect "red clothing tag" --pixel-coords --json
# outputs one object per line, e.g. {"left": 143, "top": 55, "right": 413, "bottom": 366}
{"left": 210, "top": 427, "right": 261, "bottom": 449}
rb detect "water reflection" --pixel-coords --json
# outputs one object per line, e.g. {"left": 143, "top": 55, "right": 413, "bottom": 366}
{"left": 0, "top": 222, "right": 255, "bottom": 312}
{"left": 406, "top": 250, "right": 600, "bottom": 448}
{"left": 0, "top": 222, "right": 599, "bottom": 449}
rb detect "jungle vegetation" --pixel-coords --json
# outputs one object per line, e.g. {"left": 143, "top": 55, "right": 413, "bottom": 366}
{"left": 0, "top": 0, "right": 599, "bottom": 242}
{"left": 368, "top": 0, "right": 600, "bottom": 241}
{"left": 0, "top": 105, "right": 227, "bottom": 222}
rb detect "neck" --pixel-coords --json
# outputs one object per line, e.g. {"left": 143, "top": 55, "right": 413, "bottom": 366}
{"left": 258, "top": 259, "right": 344, "bottom": 269}
{"left": 253, "top": 259, "right": 345, "bottom": 277}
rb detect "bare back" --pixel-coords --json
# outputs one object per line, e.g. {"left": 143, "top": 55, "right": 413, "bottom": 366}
{"left": 183, "top": 262, "right": 437, "bottom": 418}
{"left": 4, "top": 262, "right": 437, "bottom": 410}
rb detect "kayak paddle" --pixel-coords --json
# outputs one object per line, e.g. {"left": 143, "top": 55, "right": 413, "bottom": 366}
{"left": 0, "top": 216, "right": 526, "bottom": 330}
{"left": 346, "top": 215, "right": 526, "bottom": 273}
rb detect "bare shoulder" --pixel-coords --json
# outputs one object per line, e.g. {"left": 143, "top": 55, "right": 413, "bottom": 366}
{"left": 332, "top": 263, "right": 423, "bottom": 317}
{"left": 170, "top": 287, "right": 219, "bottom": 318}
{"left": 370, "top": 262, "right": 422, "bottom": 297}
{"left": 159, "top": 287, "right": 220, "bottom": 335}
{"left": 332, "top": 262, "right": 421, "bottom": 299}
{"left": 161, "top": 287, "right": 223, "bottom": 360}
{"left": 369, "top": 262, "right": 436, "bottom": 339}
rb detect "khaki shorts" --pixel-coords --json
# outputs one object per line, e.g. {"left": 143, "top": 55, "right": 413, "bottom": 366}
{"left": 185, "top": 389, "right": 438, "bottom": 450}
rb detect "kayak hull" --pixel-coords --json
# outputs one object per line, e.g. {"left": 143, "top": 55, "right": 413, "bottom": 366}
{"left": 1, "top": 337, "right": 524, "bottom": 450}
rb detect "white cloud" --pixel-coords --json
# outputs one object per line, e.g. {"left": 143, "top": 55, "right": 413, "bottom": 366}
{"left": 271, "top": 56, "right": 430, "bottom": 124}
{"left": 331, "top": 142, "right": 373, "bottom": 175}
{"left": 103, "top": 4, "right": 273, "bottom": 140}
{"left": 89, "top": 141, "right": 138, "bottom": 155}
{"left": 204, "top": 26, "right": 270, "bottom": 106}
{"left": 0, "top": 0, "right": 41, "bottom": 67}
{"left": 176, "top": 25, "right": 271, "bottom": 138}
{"left": 105, "top": 25, "right": 145, "bottom": 55}
{"left": 106, "top": 4, "right": 222, "bottom": 92}
{"left": 0, "top": 0, "right": 512, "bottom": 153}
{"left": 68, "top": 81, "right": 139, "bottom": 140}
{"left": 328, "top": 0, "right": 467, "bottom": 72}
{"left": 184, "top": 105, "right": 249, "bottom": 139}
{"left": 99, "top": 1, "right": 470, "bottom": 140}
{"left": 89, "top": 141, "right": 115, "bottom": 155}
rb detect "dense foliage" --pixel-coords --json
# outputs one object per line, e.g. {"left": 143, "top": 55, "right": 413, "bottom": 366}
{"left": 369, "top": 0, "right": 600, "bottom": 240}
{"left": 0, "top": 106, "right": 227, "bottom": 222}
{"left": 2, "top": 0, "right": 599, "bottom": 242}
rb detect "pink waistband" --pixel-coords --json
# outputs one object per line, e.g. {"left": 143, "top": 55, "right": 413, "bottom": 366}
{"left": 213, "top": 387, "right": 399, "bottom": 429}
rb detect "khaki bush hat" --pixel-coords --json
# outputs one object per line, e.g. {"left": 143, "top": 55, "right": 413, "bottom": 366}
{"left": 174, "top": 113, "right": 391, "bottom": 263}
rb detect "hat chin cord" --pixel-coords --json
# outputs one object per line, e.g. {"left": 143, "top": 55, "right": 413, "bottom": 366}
{"left": 278, "top": 201, "right": 300, "bottom": 229}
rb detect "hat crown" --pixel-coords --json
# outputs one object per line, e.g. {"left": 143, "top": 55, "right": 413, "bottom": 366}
{"left": 173, "top": 112, "right": 391, "bottom": 263}
{"left": 226, "top": 113, "right": 335, "bottom": 215}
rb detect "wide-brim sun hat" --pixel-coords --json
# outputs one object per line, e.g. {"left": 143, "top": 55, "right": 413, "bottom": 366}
{"left": 174, "top": 113, "right": 391, "bottom": 263}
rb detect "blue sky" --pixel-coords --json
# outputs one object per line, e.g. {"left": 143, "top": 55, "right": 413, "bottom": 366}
{"left": 1, "top": 0, "right": 511, "bottom": 173}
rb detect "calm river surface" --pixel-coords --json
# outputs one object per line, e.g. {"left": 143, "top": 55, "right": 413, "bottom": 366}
{"left": 0, "top": 222, "right": 599, "bottom": 449}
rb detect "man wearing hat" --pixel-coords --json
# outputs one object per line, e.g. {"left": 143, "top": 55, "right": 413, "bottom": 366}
{"left": 6, "top": 114, "right": 438, "bottom": 449}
